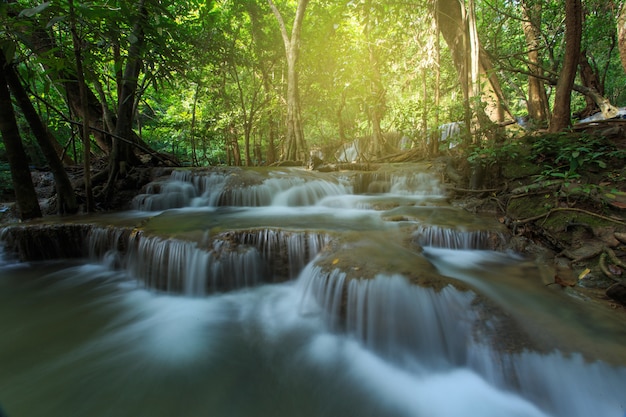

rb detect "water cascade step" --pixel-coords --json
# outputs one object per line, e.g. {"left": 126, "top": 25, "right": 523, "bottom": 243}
{"left": 1, "top": 163, "right": 625, "bottom": 417}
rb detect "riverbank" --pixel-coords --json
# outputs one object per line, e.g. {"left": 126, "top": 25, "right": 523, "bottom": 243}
{"left": 434, "top": 133, "right": 626, "bottom": 312}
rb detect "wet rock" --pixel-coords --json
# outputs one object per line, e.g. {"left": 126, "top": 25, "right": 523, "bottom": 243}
{"left": 560, "top": 241, "right": 605, "bottom": 262}
{"left": 594, "top": 227, "right": 620, "bottom": 247}
{"left": 1, "top": 224, "right": 92, "bottom": 261}
{"left": 606, "top": 283, "right": 626, "bottom": 305}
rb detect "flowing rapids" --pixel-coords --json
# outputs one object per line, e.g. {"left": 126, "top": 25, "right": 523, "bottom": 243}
{"left": 0, "top": 163, "right": 625, "bottom": 417}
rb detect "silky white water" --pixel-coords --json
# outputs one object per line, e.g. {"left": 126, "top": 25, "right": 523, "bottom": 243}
{"left": 1, "top": 164, "right": 625, "bottom": 417}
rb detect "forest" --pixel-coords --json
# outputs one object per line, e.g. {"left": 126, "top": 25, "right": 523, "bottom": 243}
{"left": 1, "top": 0, "right": 625, "bottom": 219}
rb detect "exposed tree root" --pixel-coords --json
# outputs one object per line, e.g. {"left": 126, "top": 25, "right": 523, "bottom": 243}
{"left": 599, "top": 248, "right": 626, "bottom": 286}
{"left": 511, "top": 207, "right": 626, "bottom": 226}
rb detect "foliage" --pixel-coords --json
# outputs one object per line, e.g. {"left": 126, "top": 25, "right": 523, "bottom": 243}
{"left": 467, "top": 139, "right": 522, "bottom": 168}
{"left": 529, "top": 133, "right": 622, "bottom": 181}
{"left": 0, "top": 0, "right": 624, "bottom": 171}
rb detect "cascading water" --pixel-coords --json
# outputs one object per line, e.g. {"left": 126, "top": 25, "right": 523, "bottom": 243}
{"left": 1, "top": 163, "right": 625, "bottom": 417}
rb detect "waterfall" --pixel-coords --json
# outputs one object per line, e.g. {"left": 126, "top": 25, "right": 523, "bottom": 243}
{"left": 2, "top": 164, "right": 625, "bottom": 417}
{"left": 297, "top": 262, "right": 626, "bottom": 417}
{"left": 299, "top": 264, "right": 475, "bottom": 369}
{"left": 413, "top": 225, "right": 505, "bottom": 249}
{"left": 133, "top": 170, "right": 230, "bottom": 210}
{"left": 132, "top": 167, "right": 446, "bottom": 212}
{"left": 80, "top": 226, "right": 331, "bottom": 294}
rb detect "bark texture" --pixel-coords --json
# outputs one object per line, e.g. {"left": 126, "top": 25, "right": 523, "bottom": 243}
{"left": 268, "top": 0, "right": 309, "bottom": 162}
{"left": 549, "top": 0, "right": 582, "bottom": 132}
{"left": 521, "top": 0, "right": 550, "bottom": 124}
{"left": 2, "top": 54, "right": 78, "bottom": 214}
{"left": 618, "top": 2, "right": 626, "bottom": 74}
{"left": 436, "top": 0, "right": 507, "bottom": 125}
{"left": 0, "top": 60, "right": 42, "bottom": 220}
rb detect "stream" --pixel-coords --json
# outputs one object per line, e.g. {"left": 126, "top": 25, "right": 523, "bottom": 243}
{"left": 0, "top": 163, "right": 625, "bottom": 417}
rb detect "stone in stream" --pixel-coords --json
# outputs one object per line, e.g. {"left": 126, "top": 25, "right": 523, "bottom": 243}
{"left": 606, "top": 283, "right": 626, "bottom": 305}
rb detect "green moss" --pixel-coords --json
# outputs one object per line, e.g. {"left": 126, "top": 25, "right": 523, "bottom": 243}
{"left": 542, "top": 211, "right": 614, "bottom": 229}
{"left": 507, "top": 195, "right": 552, "bottom": 219}
{"left": 502, "top": 160, "right": 542, "bottom": 179}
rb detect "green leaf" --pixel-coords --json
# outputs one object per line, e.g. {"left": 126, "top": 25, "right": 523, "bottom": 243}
{"left": 18, "top": 2, "right": 51, "bottom": 18}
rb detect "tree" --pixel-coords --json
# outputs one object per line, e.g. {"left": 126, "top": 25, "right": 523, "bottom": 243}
{"left": 268, "top": 0, "right": 309, "bottom": 162}
{"left": 521, "top": 0, "right": 550, "bottom": 124}
{"left": 68, "top": 0, "right": 93, "bottom": 212}
{"left": 362, "top": 0, "right": 387, "bottom": 158}
{"left": 436, "top": 0, "right": 507, "bottom": 134}
{"left": 1, "top": 52, "right": 78, "bottom": 215}
{"left": 549, "top": 0, "right": 582, "bottom": 132}
{"left": 103, "top": 0, "right": 150, "bottom": 199}
{"left": 619, "top": 1, "right": 626, "bottom": 74}
{"left": 0, "top": 55, "right": 42, "bottom": 220}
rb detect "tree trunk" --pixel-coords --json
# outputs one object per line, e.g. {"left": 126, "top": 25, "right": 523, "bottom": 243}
{"left": 190, "top": 83, "right": 200, "bottom": 166}
{"left": 0, "top": 62, "right": 42, "bottom": 220}
{"left": 549, "top": 0, "right": 582, "bottom": 132}
{"left": 69, "top": 0, "right": 94, "bottom": 212}
{"left": 104, "top": 0, "right": 146, "bottom": 199}
{"left": 436, "top": 0, "right": 467, "bottom": 100}
{"left": 1, "top": 54, "right": 78, "bottom": 215}
{"left": 266, "top": 111, "right": 278, "bottom": 165}
{"left": 618, "top": 1, "right": 626, "bottom": 74}
{"left": 578, "top": 50, "right": 604, "bottom": 118}
{"left": 521, "top": 0, "right": 550, "bottom": 124}
{"left": 17, "top": 26, "right": 112, "bottom": 153}
{"left": 432, "top": 7, "right": 440, "bottom": 157}
{"left": 337, "top": 88, "right": 347, "bottom": 144}
{"left": 436, "top": 0, "right": 506, "bottom": 127}
{"left": 268, "top": 0, "right": 309, "bottom": 162}
{"left": 364, "top": 1, "right": 386, "bottom": 157}
{"left": 229, "top": 124, "right": 242, "bottom": 166}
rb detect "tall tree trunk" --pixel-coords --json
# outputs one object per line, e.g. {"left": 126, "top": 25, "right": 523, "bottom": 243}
{"left": 268, "top": 0, "right": 309, "bottom": 162}
{"left": 618, "top": 1, "right": 626, "bottom": 74}
{"left": 0, "top": 62, "right": 42, "bottom": 220}
{"left": 337, "top": 88, "right": 348, "bottom": 144}
{"left": 436, "top": 0, "right": 506, "bottom": 130}
{"left": 432, "top": 7, "right": 440, "bottom": 156}
{"left": 521, "top": 0, "right": 550, "bottom": 124}
{"left": 266, "top": 111, "right": 278, "bottom": 165}
{"left": 229, "top": 124, "right": 242, "bottom": 166}
{"left": 436, "top": 0, "right": 468, "bottom": 101}
{"left": 17, "top": 26, "right": 112, "bottom": 153}
{"left": 190, "top": 82, "right": 200, "bottom": 166}
{"left": 364, "top": 0, "right": 386, "bottom": 157}
{"left": 549, "top": 0, "right": 582, "bottom": 132}
{"left": 69, "top": 0, "right": 94, "bottom": 212}
{"left": 1, "top": 53, "right": 78, "bottom": 215}
{"left": 467, "top": 0, "right": 479, "bottom": 100}
{"left": 104, "top": 0, "right": 146, "bottom": 199}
